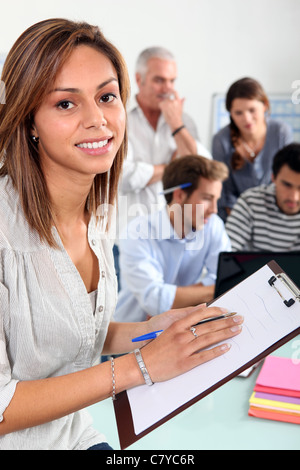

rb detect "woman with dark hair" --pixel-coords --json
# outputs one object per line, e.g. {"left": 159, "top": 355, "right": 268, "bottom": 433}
{"left": 0, "top": 19, "right": 243, "bottom": 449}
{"left": 212, "top": 77, "right": 293, "bottom": 220}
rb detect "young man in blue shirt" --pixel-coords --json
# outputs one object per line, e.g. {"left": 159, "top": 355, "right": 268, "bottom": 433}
{"left": 115, "top": 155, "right": 230, "bottom": 323}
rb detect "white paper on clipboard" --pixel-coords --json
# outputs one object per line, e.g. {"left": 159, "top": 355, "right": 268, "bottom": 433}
{"left": 126, "top": 264, "right": 300, "bottom": 435}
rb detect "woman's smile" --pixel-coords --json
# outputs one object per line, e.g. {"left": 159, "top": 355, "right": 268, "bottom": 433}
{"left": 75, "top": 137, "right": 113, "bottom": 155}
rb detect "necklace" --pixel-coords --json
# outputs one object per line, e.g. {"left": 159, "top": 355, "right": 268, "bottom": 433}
{"left": 242, "top": 140, "right": 256, "bottom": 158}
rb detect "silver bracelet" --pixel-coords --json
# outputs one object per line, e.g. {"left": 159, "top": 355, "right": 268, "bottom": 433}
{"left": 110, "top": 357, "right": 116, "bottom": 400}
{"left": 134, "top": 349, "right": 153, "bottom": 386}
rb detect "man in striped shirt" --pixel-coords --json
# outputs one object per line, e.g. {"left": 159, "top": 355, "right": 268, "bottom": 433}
{"left": 225, "top": 143, "right": 300, "bottom": 251}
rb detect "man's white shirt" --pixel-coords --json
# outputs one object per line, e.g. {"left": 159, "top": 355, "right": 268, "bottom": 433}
{"left": 117, "top": 98, "right": 212, "bottom": 237}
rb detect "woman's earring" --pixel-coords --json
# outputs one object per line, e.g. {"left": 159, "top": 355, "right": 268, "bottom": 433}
{"left": 31, "top": 135, "right": 39, "bottom": 144}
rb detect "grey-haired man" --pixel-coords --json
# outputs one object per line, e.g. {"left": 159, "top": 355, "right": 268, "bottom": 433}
{"left": 118, "top": 47, "right": 211, "bottom": 232}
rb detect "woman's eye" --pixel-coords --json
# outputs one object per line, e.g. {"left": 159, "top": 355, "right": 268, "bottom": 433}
{"left": 100, "top": 93, "right": 116, "bottom": 103}
{"left": 57, "top": 100, "right": 74, "bottom": 110}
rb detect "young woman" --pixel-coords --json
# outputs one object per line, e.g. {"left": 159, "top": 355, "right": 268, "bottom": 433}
{"left": 212, "top": 77, "right": 293, "bottom": 220}
{"left": 0, "top": 19, "right": 243, "bottom": 450}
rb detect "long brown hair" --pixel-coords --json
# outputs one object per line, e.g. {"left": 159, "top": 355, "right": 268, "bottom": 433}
{"left": 0, "top": 18, "right": 130, "bottom": 246}
{"left": 226, "top": 77, "right": 269, "bottom": 170}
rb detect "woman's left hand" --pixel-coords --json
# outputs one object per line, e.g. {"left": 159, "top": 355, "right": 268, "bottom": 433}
{"left": 141, "top": 304, "right": 243, "bottom": 383}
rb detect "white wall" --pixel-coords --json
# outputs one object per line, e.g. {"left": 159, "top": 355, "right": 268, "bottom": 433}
{"left": 1, "top": 0, "right": 300, "bottom": 148}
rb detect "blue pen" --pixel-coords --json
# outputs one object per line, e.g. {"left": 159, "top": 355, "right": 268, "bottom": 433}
{"left": 131, "top": 313, "right": 237, "bottom": 342}
{"left": 160, "top": 182, "right": 192, "bottom": 195}
{"left": 131, "top": 330, "right": 163, "bottom": 342}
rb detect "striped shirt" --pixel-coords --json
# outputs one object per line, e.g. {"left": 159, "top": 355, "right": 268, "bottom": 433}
{"left": 225, "top": 184, "right": 300, "bottom": 251}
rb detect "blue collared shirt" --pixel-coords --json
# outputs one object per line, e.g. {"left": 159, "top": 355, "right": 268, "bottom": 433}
{"left": 115, "top": 207, "right": 231, "bottom": 322}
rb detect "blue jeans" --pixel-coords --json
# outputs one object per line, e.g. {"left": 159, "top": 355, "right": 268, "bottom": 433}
{"left": 87, "top": 442, "right": 113, "bottom": 450}
{"left": 113, "top": 244, "right": 120, "bottom": 291}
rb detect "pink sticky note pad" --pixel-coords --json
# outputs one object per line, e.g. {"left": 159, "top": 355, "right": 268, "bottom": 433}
{"left": 256, "top": 356, "right": 300, "bottom": 393}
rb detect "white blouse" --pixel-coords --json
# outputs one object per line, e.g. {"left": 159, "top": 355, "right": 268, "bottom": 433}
{"left": 0, "top": 176, "right": 118, "bottom": 450}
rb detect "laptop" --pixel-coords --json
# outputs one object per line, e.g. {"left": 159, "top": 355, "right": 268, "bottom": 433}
{"left": 214, "top": 251, "right": 300, "bottom": 299}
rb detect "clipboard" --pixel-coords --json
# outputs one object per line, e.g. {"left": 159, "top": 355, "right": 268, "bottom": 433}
{"left": 113, "top": 261, "right": 300, "bottom": 449}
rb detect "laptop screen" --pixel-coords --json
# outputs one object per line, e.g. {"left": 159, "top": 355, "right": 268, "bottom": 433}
{"left": 214, "top": 251, "right": 300, "bottom": 298}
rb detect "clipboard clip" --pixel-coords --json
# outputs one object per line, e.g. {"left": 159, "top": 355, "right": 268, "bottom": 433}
{"left": 268, "top": 273, "right": 300, "bottom": 307}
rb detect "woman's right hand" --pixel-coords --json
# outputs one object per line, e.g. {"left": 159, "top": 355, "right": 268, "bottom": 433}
{"left": 141, "top": 305, "right": 244, "bottom": 383}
